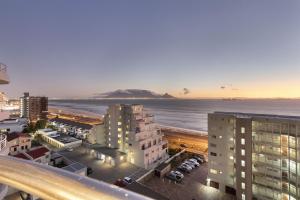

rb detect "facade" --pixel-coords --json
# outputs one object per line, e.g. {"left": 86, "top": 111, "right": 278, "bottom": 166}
{"left": 20, "top": 92, "right": 48, "bottom": 122}
{"left": 208, "top": 112, "right": 300, "bottom": 200}
{"left": 6, "top": 132, "right": 32, "bottom": 155}
{"left": 37, "top": 129, "right": 82, "bottom": 149}
{"left": 49, "top": 118, "right": 105, "bottom": 143}
{"left": 0, "top": 118, "right": 28, "bottom": 133}
{"left": 104, "top": 104, "right": 168, "bottom": 169}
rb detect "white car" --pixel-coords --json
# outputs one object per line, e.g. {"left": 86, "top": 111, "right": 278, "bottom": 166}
{"left": 183, "top": 161, "right": 195, "bottom": 169}
{"left": 180, "top": 163, "right": 193, "bottom": 170}
{"left": 170, "top": 170, "right": 184, "bottom": 179}
{"left": 123, "top": 177, "right": 133, "bottom": 185}
{"left": 189, "top": 159, "right": 200, "bottom": 166}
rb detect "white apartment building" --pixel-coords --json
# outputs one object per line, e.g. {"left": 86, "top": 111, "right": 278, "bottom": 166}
{"left": 104, "top": 104, "right": 168, "bottom": 169}
{"left": 208, "top": 112, "right": 300, "bottom": 200}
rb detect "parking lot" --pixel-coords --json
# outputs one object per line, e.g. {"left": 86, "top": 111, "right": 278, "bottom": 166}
{"left": 58, "top": 146, "right": 148, "bottom": 183}
{"left": 143, "top": 161, "right": 235, "bottom": 200}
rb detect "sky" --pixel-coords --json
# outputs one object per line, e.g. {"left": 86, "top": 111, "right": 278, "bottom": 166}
{"left": 0, "top": 0, "right": 300, "bottom": 99}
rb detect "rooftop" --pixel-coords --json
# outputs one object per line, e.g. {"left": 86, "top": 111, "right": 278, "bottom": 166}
{"left": 6, "top": 132, "right": 31, "bottom": 142}
{"left": 62, "top": 162, "right": 86, "bottom": 173}
{"left": 49, "top": 134, "right": 81, "bottom": 144}
{"left": 50, "top": 118, "right": 93, "bottom": 130}
{"left": 26, "top": 146, "right": 50, "bottom": 159}
{"left": 214, "top": 111, "right": 300, "bottom": 121}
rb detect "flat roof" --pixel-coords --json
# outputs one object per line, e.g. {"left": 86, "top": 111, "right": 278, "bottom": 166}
{"left": 50, "top": 118, "right": 93, "bottom": 130}
{"left": 126, "top": 182, "right": 169, "bottom": 200}
{"left": 48, "top": 133, "right": 81, "bottom": 144}
{"left": 62, "top": 162, "right": 86, "bottom": 173}
{"left": 214, "top": 111, "right": 300, "bottom": 121}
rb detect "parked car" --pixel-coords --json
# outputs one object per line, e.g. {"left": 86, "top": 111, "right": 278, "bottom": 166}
{"left": 177, "top": 165, "right": 192, "bottom": 173}
{"left": 170, "top": 170, "right": 184, "bottom": 179}
{"left": 166, "top": 172, "right": 183, "bottom": 182}
{"left": 123, "top": 177, "right": 133, "bottom": 185}
{"left": 180, "top": 163, "right": 193, "bottom": 170}
{"left": 114, "top": 179, "right": 126, "bottom": 187}
{"left": 193, "top": 155, "right": 205, "bottom": 163}
{"left": 184, "top": 160, "right": 198, "bottom": 168}
{"left": 67, "top": 148, "right": 73, "bottom": 152}
{"left": 189, "top": 159, "right": 200, "bottom": 166}
{"left": 87, "top": 167, "right": 93, "bottom": 175}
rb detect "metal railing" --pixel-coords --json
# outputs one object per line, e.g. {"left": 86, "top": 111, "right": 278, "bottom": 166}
{"left": 0, "top": 155, "right": 153, "bottom": 200}
{"left": 0, "top": 134, "right": 6, "bottom": 152}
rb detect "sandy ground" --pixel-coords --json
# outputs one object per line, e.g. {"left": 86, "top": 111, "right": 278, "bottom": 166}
{"left": 162, "top": 129, "right": 208, "bottom": 155}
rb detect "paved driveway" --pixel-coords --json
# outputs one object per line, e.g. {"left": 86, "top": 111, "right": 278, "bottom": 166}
{"left": 58, "top": 146, "right": 147, "bottom": 184}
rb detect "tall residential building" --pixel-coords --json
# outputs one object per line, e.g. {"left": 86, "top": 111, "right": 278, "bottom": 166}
{"left": 208, "top": 112, "right": 300, "bottom": 200}
{"left": 20, "top": 92, "right": 48, "bottom": 122}
{"left": 104, "top": 104, "right": 168, "bottom": 169}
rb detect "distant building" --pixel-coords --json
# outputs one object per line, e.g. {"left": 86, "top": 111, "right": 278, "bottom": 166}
{"left": 0, "top": 118, "right": 28, "bottom": 133}
{"left": 20, "top": 92, "right": 48, "bottom": 122}
{"left": 37, "top": 129, "right": 82, "bottom": 149}
{"left": 208, "top": 112, "right": 300, "bottom": 200}
{"left": 104, "top": 104, "right": 168, "bottom": 169}
{"left": 13, "top": 146, "right": 51, "bottom": 164}
{"left": 49, "top": 118, "right": 105, "bottom": 143}
{"left": 6, "top": 132, "right": 32, "bottom": 155}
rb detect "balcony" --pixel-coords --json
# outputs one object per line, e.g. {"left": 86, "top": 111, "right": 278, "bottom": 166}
{"left": 0, "top": 155, "right": 152, "bottom": 200}
{"left": 0, "top": 63, "right": 9, "bottom": 84}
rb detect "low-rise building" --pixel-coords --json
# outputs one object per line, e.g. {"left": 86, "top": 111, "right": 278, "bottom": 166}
{"left": 0, "top": 118, "right": 28, "bottom": 133}
{"left": 50, "top": 153, "right": 87, "bottom": 176}
{"left": 104, "top": 104, "right": 168, "bottom": 169}
{"left": 37, "top": 129, "right": 82, "bottom": 149}
{"left": 49, "top": 118, "right": 105, "bottom": 143}
{"left": 13, "top": 146, "right": 51, "bottom": 164}
{"left": 6, "top": 132, "right": 32, "bottom": 155}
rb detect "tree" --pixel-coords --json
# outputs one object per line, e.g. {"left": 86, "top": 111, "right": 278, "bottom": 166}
{"left": 35, "top": 120, "right": 47, "bottom": 130}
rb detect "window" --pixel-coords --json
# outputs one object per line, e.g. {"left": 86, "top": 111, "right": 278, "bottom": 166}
{"left": 241, "top": 127, "right": 245, "bottom": 134}
{"left": 219, "top": 135, "right": 223, "bottom": 139}
{"left": 241, "top": 160, "right": 245, "bottom": 167}
{"left": 212, "top": 135, "right": 217, "bottom": 139}
{"left": 241, "top": 182, "right": 245, "bottom": 190}
{"left": 229, "top": 156, "right": 234, "bottom": 160}
{"left": 210, "top": 169, "right": 218, "bottom": 174}
{"left": 242, "top": 193, "right": 245, "bottom": 200}
{"left": 210, "top": 152, "right": 217, "bottom": 156}
{"left": 241, "top": 138, "right": 245, "bottom": 145}
{"left": 241, "top": 149, "right": 245, "bottom": 156}
{"left": 117, "top": 122, "right": 122, "bottom": 125}
{"left": 241, "top": 171, "right": 245, "bottom": 178}
{"left": 210, "top": 143, "right": 217, "bottom": 147}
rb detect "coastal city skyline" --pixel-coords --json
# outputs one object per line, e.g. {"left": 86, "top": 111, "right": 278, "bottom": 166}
{"left": 1, "top": 1, "right": 300, "bottom": 99}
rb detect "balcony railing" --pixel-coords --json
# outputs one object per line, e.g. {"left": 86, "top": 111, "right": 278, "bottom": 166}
{"left": 0, "top": 155, "right": 153, "bottom": 200}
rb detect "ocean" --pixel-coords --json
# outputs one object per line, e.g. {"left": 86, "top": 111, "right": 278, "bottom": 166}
{"left": 49, "top": 99, "right": 300, "bottom": 132}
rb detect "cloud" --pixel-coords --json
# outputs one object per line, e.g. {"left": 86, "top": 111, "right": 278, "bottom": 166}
{"left": 183, "top": 88, "right": 190, "bottom": 95}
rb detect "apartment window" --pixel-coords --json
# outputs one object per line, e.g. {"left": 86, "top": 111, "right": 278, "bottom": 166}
{"left": 241, "top": 127, "right": 245, "bottom": 134}
{"left": 219, "top": 135, "right": 223, "bottom": 139}
{"left": 241, "top": 160, "right": 245, "bottom": 167}
{"left": 210, "top": 143, "right": 217, "bottom": 147}
{"left": 210, "top": 152, "right": 217, "bottom": 156}
{"left": 241, "top": 182, "right": 245, "bottom": 190}
{"left": 117, "top": 122, "right": 122, "bottom": 125}
{"left": 118, "top": 140, "right": 121, "bottom": 144}
{"left": 241, "top": 138, "right": 245, "bottom": 145}
{"left": 118, "top": 128, "right": 122, "bottom": 132}
{"left": 212, "top": 135, "right": 217, "bottom": 139}
{"left": 210, "top": 169, "right": 218, "bottom": 175}
{"left": 241, "top": 149, "right": 245, "bottom": 156}
{"left": 229, "top": 156, "right": 234, "bottom": 160}
{"left": 241, "top": 171, "right": 245, "bottom": 178}
{"left": 242, "top": 194, "right": 245, "bottom": 200}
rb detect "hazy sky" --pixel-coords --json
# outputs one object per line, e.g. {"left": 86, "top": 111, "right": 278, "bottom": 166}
{"left": 0, "top": 0, "right": 300, "bottom": 98}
